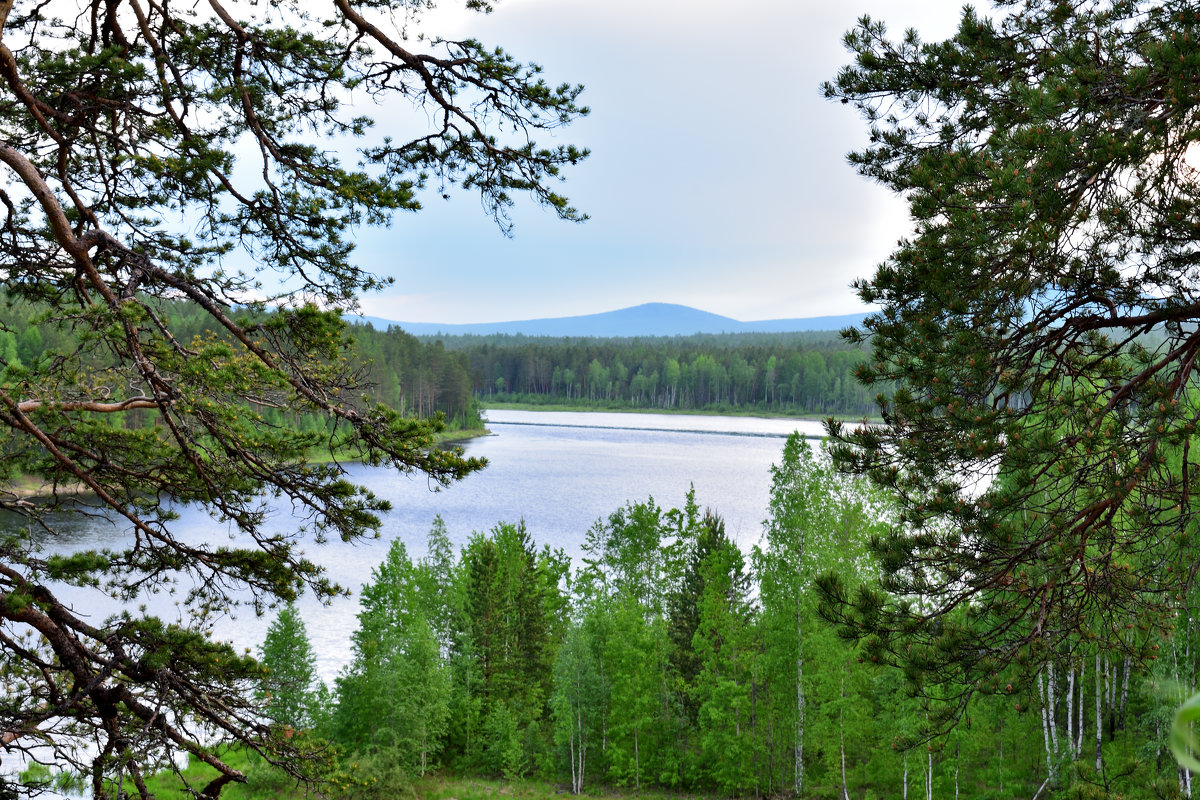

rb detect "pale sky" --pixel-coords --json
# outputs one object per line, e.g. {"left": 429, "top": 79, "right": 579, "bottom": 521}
{"left": 346, "top": 0, "right": 974, "bottom": 324}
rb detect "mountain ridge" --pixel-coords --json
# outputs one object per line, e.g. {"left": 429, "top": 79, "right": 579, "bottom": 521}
{"left": 348, "top": 302, "right": 866, "bottom": 338}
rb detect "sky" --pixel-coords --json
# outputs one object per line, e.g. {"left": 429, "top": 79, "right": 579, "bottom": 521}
{"left": 346, "top": 0, "right": 975, "bottom": 325}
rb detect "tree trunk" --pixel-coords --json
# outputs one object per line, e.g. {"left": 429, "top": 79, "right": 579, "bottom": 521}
{"left": 1119, "top": 657, "right": 1130, "bottom": 732}
{"left": 1039, "top": 667, "right": 1054, "bottom": 779}
{"left": 1070, "top": 671, "right": 1080, "bottom": 762}
{"left": 634, "top": 725, "right": 641, "bottom": 791}
{"left": 926, "top": 747, "right": 933, "bottom": 800}
{"left": 954, "top": 743, "right": 960, "bottom": 800}
{"left": 1048, "top": 663, "right": 1059, "bottom": 756}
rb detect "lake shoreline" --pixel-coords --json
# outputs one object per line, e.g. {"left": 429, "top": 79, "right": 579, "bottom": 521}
{"left": 481, "top": 401, "right": 879, "bottom": 425}
{"left": 2, "top": 426, "right": 493, "bottom": 502}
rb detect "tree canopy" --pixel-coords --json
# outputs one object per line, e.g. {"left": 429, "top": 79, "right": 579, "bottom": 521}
{"left": 0, "top": 0, "right": 585, "bottom": 794}
{"left": 822, "top": 0, "right": 1200, "bottom": 722}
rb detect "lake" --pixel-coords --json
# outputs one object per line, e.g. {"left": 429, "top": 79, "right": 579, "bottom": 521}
{"left": 26, "top": 409, "right": 829, "bottom": 680}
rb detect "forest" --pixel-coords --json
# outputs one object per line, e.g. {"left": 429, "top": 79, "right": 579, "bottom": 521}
{"left": 3, "top": 0, "right": 1200, "bottom": 796}
{"left": 234, "top": 434, "right": 1190, "bottom": 800}
{"left": 435, "top": 333, "right": 880, "bottom": 418}
{"left": 0, "top": 301, "right": 483, "bottom": 434}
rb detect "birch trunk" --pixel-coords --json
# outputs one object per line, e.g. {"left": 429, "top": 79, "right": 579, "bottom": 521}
{"left": 1048, "top": 663, "right": 1059, "bottom": 756}
{"left": 1070, "top": 666, "right": 1080, "bottom": 762}
{"left": 1038, "top": 668, "right": 1054, "bottom": 778}
{"left": 634, "top": 726, "right": 640, "bottom": 790}
{"left": 1119, "top": 658, "right": 1130, "bottom": 732}
{"left": 926, "top": 748, "right": 933, "bottom": 800}
{"left": 954, "top": 743, "right": 960, "bottom": 800}
{"left": 571, "top": 668, "right": 586, "bottom": 795}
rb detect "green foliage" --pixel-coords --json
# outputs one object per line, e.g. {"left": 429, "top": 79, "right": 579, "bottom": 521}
{"left": 0, "top": 0, "right": 587, "bottom": 786}
{"left": 248, "top": 474, "right": 1200, "bottom": 798}
{"left": 551, "top": 622, "right": 603, "bottom": 794}
{"left": 450, "top": 331, "right": 882, "bottom": 416}
{"left": 17, "top": 763, "right": 87, "bottom": 796}
{"left": 822, "top": 0, "right": 1200, "bottom": 728}
{"left": 458, "top": 522, "right": 568, "bottom": 775}
{"left": 259, "top": 603, "right": 319, "bottom": 731}
{"left": 334, "top": 540, "right": 450, "bottom": 776}
{"left": 692, "top": 535, "right": 756, "bottom": 794}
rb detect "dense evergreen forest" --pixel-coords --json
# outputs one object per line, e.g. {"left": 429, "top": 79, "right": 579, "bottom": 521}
{"left": 251, "top": 436, "right": 1187, "bottom": 800}
{"left": 424, "top": 332, "right": 882, "bottom": 417}
{"left": 0, "top": 301, "right": 482, "bottom": 433}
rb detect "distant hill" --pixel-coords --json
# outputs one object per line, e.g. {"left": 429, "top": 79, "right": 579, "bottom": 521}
{"left": 349, "top": 303, "right": 866, "bottom": 337}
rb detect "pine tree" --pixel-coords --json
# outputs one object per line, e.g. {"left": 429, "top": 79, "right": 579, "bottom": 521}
{"left": 0, "top": 0, "right": 585, "bottom": 791}
{"left": 823, "top": 0, "right": 1200, "bottom": 702}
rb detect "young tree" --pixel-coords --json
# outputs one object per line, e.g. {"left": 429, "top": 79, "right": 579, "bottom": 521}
{"left": 0, "top": 0, "right": 586, "bottom": 792}
{"left": 334, "top": 540, "right": 450, "bottom": 775}
{"left": 551, "top": 621, "right": 603, "bottom": 795}
{"left": 458, "top": 522, "right": 567, "bottom": 776}
{"left": 258, "top": 603, "right": 319, "bottom": 731}
{"left": 692, "top": 536, "right": 757, "bottom": 795}
{"left": 823, "top": 0, "right": 1200, "bottom": 714}
{"left": 754, "top": 434, "right": 889, "bottom": 795}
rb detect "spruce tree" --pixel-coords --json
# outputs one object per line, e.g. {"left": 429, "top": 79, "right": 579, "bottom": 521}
{"left": 259, "top": 603, "right": 319, "bottom": 731}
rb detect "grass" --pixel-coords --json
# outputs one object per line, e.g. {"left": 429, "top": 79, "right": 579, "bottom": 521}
{"left": 414, "top": 773, "right": 707, "bottom": 800}
{"left": 125, "top": 752, "right": 712, "bottom": 800}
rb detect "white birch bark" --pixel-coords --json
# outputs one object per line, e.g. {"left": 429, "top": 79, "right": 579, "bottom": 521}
{"left": 1038, "top": 668, "right": 1054, "bottom": 778}
{"left": 954, "top": 743, "right": 960, "bottom": 800}
{"left": 1048, "top": 663, "right": 1059, "bottom": 756}
{"left": 1070, "top": 666, "right": 1080, "bottom": 762}
{"left": 571, "top": 660, "right": 586, "bottom": 795}
{"left": 926, "top": 748, "right": 933, "bottom": 800}
{"left": 634, "top": 725, "right": 640, "bottom": 790}
{"left": 1119, "top": 657, "right": 1130, "bottom": 732}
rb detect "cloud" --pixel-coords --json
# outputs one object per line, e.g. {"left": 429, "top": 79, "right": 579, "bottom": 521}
{"left": 349, "top": 0, "right": 976, "bottom": 324}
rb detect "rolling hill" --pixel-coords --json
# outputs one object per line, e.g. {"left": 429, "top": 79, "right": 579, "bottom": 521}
{"left": 350, "top": 302, "right": 866, "bottom": 338}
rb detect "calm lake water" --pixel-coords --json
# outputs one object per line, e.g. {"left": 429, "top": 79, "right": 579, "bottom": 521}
{"left": 24, "top": 410, "right": 828, "bottom": 680}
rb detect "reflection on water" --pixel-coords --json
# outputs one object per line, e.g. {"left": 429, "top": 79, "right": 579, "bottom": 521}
{"left": 2, "top": 410, "right": 822, "bottom": 679}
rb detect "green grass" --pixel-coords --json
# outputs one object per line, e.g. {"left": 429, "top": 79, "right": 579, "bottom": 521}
{"left": 414, "top": 772, "right": 706, "bottom": 800}
{"left": 131, "top": 753, "right": 712, "bottom": 800}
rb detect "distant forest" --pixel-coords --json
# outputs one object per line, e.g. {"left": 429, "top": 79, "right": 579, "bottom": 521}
{"left": 417, "top": 331, "right": 882, "bottom": 417}
{"left": 0, "top": 300, "right": 482, "bottom": 433}
{"left": 2, "top": 295, "right": 877, "bottom": 430}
